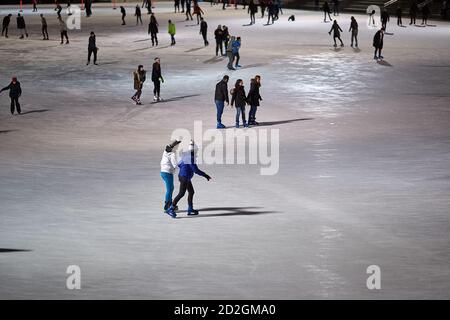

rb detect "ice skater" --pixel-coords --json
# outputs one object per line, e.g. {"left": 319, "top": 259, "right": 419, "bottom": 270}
{"left": 135, "top": 5, "right": 143, "bottom": 25}
{"left": 396, "top": 6, "right": 403, "bottom": 26}
{"left": 86, "top": 31, "right": 98, "bottom": 65}
{"left": 142, "top": 0, "right": 152, "bottom": 14}
{"left": 421, "top": 3, "right": 430, "bottom": 25}
{"left": 222, "top": 25, "right": 230, "bottom": 50}
{"left": 381, "top": 8, "right": 390, "bottom": 30}
{"left": 32, "top": 0, "right": 38, "bottom": 12}
{"left": 349, "top": 16, "right": 358, "bottom": 48}
{"left": 148, "top": 13, "right": 159, "bottom": 46}
{"left": 168, "top": 20, "right": 176, "bottom": 45}
{"left": 160, "top": 140, "right": 181, "bottom": 212}
{"left": 247, "top": 75, "right": 262, "bottom": 126}
{"left": 166, "top": 140, "right": 212, "bottom": 218}
{"left": 322, "top": 1, "right": 332, "bottom": 22}
{"left": 373, "top": 27, "right": 385, "bottom": 60}
{"left": 85, "top": 0, "right": 93, "bottom": 17}
{"left": 2, "top": 14, "right": 12, "bottom": 38}
{"left": 120, "top": 6, "right": 126, "bottom": 25}
{"left": 328, "top": 20, "right": 344, "bottom": 47}
{"left": 17, "top": 13, "right": 28, "bottom": 39}
{"left": 132, "top": 65, "right": 146, "bottom": 105}
{"left": 260, "top": 0, "right": 267, "bottom": 18}
{"left": 214, "top": 25, "right": 224, "bottom": 56}
{"left": 58, "top": 17, "right": 69, "bottom": 44}
{"left": 226, "top": 35, "right": 236, "bottom": 70}
{"left": 266, "top": 1, "right": 276, "bottom": 25}
{"left": 410, "top": 1, "right": 418, "bottom": 25}
{"left": 185, "top": 0, "right": 193, "bottom": 20}
{"left": 55, "top": 2, "right": 63, "bottom": 18}
{"left": 333, "top": 0, "right": 340, "bottom": 16}
{"left": 200, "top": 17, "right": 209, "bottom": 46}
{"left": 369, "top": 9, "right": 376, "bottom": 27}
{"left": 232, "top": 36, "right": 242, "bottom": 68}
{"left": 152, "top": 57, "right": 164, "bottom": 102}
{"left": 231, "top": 79, "right": 248, "bottom": 128}
{"left": 214, "top": 75, "right": 230, "bottom": 129}
{"left": 40, "top": 14, "right": 49, "bottom": 40}
{"left": 181, "top": 0, "right": 186, "bottom": 12}
{"left": 248, "top": 0, "right": 257, "bottom": 25}
{"left": 193, "top": 2, "right": 204, "bottom": 25}
{"left": 0, "top": 77, "right": 22, "bottom": 115}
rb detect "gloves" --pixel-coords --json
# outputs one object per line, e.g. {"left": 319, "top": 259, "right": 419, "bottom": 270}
{"left": 159, "top": 77, "right": 164, "bottom": 83}
{"left": 204, "top": 174, "right": 211, "bottom": 181}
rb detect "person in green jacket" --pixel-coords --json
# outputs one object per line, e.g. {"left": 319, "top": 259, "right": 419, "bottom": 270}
{"left": 168, "top": 20, "right": 176, "bottom": 45}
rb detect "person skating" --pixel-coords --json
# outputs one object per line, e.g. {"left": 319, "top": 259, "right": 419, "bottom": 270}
{"left": 152, "top": 57, "right": 164, "bottom": 102}
{"left": 214, "top": 25, "right": 224, "bottom": 56}
{"left": 166, "top": 140, "right": 212, "bottom": 218}
{"left": 132, "top": 65, "right": 146, "bottom": 105}
{"left": 0, "top": 77, "right": 22, "bottom": 115}
{"left": 267, "top": 1, "right": 275, "bottom": 25}
{"left": 322, "top": 1, "right": 332, "bottom": 22}
{"left": 148, "top": 13, "right": 159, "bottom": 46}
{"left": 332, "top": 0, "right": 339, "bottom": 16}
{"left": 135, "top": 5, "right": 143, "bottom": 25}
{"left": 120, "top": 6, "right": 126, "bottom": 25}
{"left": 442, "top": 0, "right": 448, "bottom": 19}
{"left": 231, "top": 79, "right": 248, "bottom": 128}
{"left": 17, "top": 13, "right": 28, "bottom": 39}
{"left": 226, "top": 35, "right": 236, "bottom": 70}
{"left": 186, "top": 0, "right": 193, "bottom": 20}
{"left": 232, "top": 36, "right": 242, "bottom": 68}
{"left": 260, "top": 0, "right": 267, "bottom": 18}
{"left": 349, "top": 16, "right": 358, "bottom": 48}
{"left": 369, "top": 9, "right": 376, "bottom": 27}
{"left": 222, "top": 25, "right": 230, "bottom": 51}
{"left": 40, "top": 14, "right": 49, "bottom": 40}
{"left": 247, "top": 75, "right": 262, "bottom": 126}
{"left": 181, "top": 0, "right": 186, "bottom": 13}
{"left": 160, "top": 140, "right": 181, "bottom": 212}
{"left": 200, "top": 17, "right": 209, "bottom": 46}
{"left": 373, "top": 27, "right": 385, "bottom": 60}
{"left": 58, "top": 17, "right": 69, "bottom": 44}
{"left": 85, "top": 0, "right": 93, "bottom": 17}
{"left": 55, "top": 2, "right": 63, "bottom": 19}
{"left": 329, "top": 20, "right": 344, "bottom": 47}
{"left": 248, "top": 0, "right": 257, "bottom": 25}
{"left": 381, "top": 8, "right": 390, "bottom": 30}
{"left": 87, "top": 31, "right": 98, "bottom": 65}
{"left": 410, "top": 1, "right": 418, "bottom": 25}
{"left": 2, "top": 14, "right": 12, "bottom": 38}
{"left": 193, "top": 2, "right": 204, "bottom": 25}
{"left": 396, "top": 6, "right": 403, "bottom": 26}
{"left": 174, "top": 0, "right": 181, "bottom": 12}
{"left": 67, "top": 1, "right": 73, "bottom": 16}
{"left": 168, "top": 20, "right": 176, "bottom": 45}
{"left": 32, "top": 0, "right": 38, "bottom": 12}
{"left": 142, "top": 0, "right": 152, "bottom": 14}
{"left": 214, "top": 75, "right": 230, "bottom": 129}
{"left": 421, "top": 3, "right": 430, "bottom": 25}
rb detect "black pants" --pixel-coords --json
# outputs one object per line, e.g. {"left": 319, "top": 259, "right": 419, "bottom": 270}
{"left": 202, "top": 31, "right": 208, "bottom": 45}
{"left": 374, "top": 47, "right": 382, "bottom": 57}
{"left": 150, "top": 32, "right": 158, "bottom": 45}
{"left": 153, "top": 79, "right": 161, "bottom": 97}
{"left": 215, "top": 39, "right": 223, "bottom": 55}
{"left": 61, "top": 31, "right": 68, "bottom": 43}
{"left": 410, "top": 15, "right": 416, "bottom": 24}
{"left": 88, "top": 48, "right": 97, "bottom": 63}
{"left": 250, "top": 12, "right": 255, "bottom": 24}
{"left": 186, "top": 9, "right": 193, "bottom": 20}
{"left": 397, "top": 16, "right": 402, "bottom": 25}
{"left": 324, "top": 11, "right": 332, "bottom": 21}
{"left": 136, "top": 15, "right": 143, "bottom": 25}
{"left": 1, "top": 25, "right": 8, "bottom": 37}
{"left": 173, "top": 176, "right": 194, "bottom": 207}
{"left": 132, "top": 88, "right": 142, "bottom": 100}
{"left": 42, "top": 25, "right": 48, "bottom": 39}
{"left": 10, "top": 97, "right": 21, "bottom": 114}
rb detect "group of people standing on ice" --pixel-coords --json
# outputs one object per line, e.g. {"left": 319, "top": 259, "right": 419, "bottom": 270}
{"left": 131, "top": 58, "right": 164, "bottom": 105}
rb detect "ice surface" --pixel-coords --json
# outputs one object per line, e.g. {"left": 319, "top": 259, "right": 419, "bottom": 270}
{"left": 0, "top": 3, "right": 449, "bottom": 299}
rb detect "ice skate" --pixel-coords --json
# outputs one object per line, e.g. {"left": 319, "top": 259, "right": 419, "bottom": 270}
{"left": 216, "top": 123, "right": 226, "bottom": 129}
{"left": 187, "top": 206, "right": 199, "bottom": 216}
{"left": 153, "top": 95, "right": 157, "bottom": 102}
{"left": 165, "top": 205, "right": 177, "bottom": 218}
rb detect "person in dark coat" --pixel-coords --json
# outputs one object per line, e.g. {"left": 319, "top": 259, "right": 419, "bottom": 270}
{"left": 322, "top": 1, "right": 332, "bottom": 22}
{"left": 396, "top": 6, "right": 403, "bottom": 26}
{"left": 421, "top": 4, "right": 430, "bottom": 25}
{"left": 332, "top": 0, "right": 339, "bottom": 16}
{"left": 231, "top": 79, "right": 248, "bottom": 128}
{"left": 87, "top": 31, "right": 98, "bottom": 65}
{"left": 0, "top": 77, "right": 22, "bottom": 115}
{"left": 120, "top": 6, "right": 126, "bottom": 25}
{"left": 148, "top": 13, "right": 159, "bottom": 46}
{"left": 410, "top": 1, "right": 418, "bottom": 25}
{"left": 132, "top": 65, "right": 146, "bottom": 105}
{"left": 248, "top": 0, "right": 258, "bottom": 25}
{"left": 381, "top": 9, "right": 390, "bottom": 30}
{"left": 135, "top": 5, "right": 143, "bottom": 25}
{"left": 214, "top": 75, "right": 229, "bottom": 129}
{"left": 185, "top": 0, "right": 193, "bottom": 20}
{"left": 214, "top": 25, "right": 224, "bottom": 56}
{"left": 328, "top": 20, "right": 343, "bottom": 47}
{"left": 85, "top": 0, "right": 93, "bottom": 17}
{"left": 247, "top": 75, "right": 262, "bottom": 126}
{"left": 55, "top": 2, "right": 63, "bottom": 18}
{"left": 152, "top": 57, "right": 164, "bottom": 102}
{"left": 17, "top": 13, "right": 28, "bottom": 39}
{"left": 2, "top": 14, "right": 12, "bottom": 38}
{"left": 373, "top": 27, "right": 385, "bottom": 60}
{"left": 349, "top": 16, "right": 358, "bottom": 47}
{"left": 260, "top": 0, "right": 267, "bottom": 18}
{"left": 222, "top": 25, "right": 230, "bottom": 50}
{"left": 40, "top": 14, "right": 49, "bottom": 40}
{"left": 266, "top": 1, "right": 275, "bottom": 25}
{"left": 199, "top": 17, "right": 209, "bottom": 46}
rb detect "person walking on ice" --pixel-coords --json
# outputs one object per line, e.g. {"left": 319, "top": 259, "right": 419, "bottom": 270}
{"left": 214, "top": 75, "right": 230, "bottom": 129}
{"left": 373, "top": 27, "right": 385, "bottom": 60}
{"left": 152, "top": 57, "right": 164, "bottom": 102}
{"left": 120, "top": 6, "right": 126, "bottom": 25}
{"left": 166, "top": 140, "right": 212, "bottom": 218}
{"left": 396, "top": 6, "right": 403, "bottom": 27}
{"left": 86, "top": 31, "right": 98, "bottom": 65}
{"left": 199, "top": 17, "right": 209, "bottom": 46}
{"left": 231, "top": 79, "right": 248, "bottom": 128}
{"left": 168, "top": 19, "right": 176, "bottom": 45}
{"left": 58, "top": 17, "right": 69, "bottom": 44}
{"left": 247, "top": 75, "right": 262, "bottom": 126}
{"left": 17, "top": 13, "right": 28, "bottom": 39}
{"left": 349, "top": 16, "right": 358, "bottom": 48}
{"left": 322, "top": 1, "right": 332, "bottom": 22}
{"left": 160, "top": 140, "right": 181, "bottom": 212}
{"left": 2, "top": 14, "right": 12, "bottom": 38}
{"left": 135, "top": 4, "right": 143, "bottom": 25}
{"left": 40, "top": 14, "right": 49, "bottom": 40}
{"left": 0, "top": 77, "right": 22, "bottom": 115}
{"left": 328, "top": 20, "right": 344, "bottom": 47}
{"left": 132, "top": 65, "right": 146, "bottom": 105}
{"left": 148, "top": 13, "right": 159, "bottom": 46}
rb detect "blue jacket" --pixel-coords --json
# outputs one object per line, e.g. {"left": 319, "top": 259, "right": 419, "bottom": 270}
{"left": 231, "top": 40, "right": 240, "bottom": 54}
{"left": 178, "top": 152, "right": 208, "bottom": 181}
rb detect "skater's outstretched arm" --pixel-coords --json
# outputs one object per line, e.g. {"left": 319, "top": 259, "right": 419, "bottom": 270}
{"left": 0, "top": 84, "right": 11, "bottom": 93}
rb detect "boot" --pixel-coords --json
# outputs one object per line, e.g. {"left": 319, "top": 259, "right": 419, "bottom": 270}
{"left": 243, "top": 121, "right": 249, "bottom": 128}
{"left": 164, "top": 201, "right": 171, "bottom": 212}
{"left": 187, "top": 205, "right": 199, "bottom": 216}
{"left": 165, "top": 205, "right": 177, "bottom": 218}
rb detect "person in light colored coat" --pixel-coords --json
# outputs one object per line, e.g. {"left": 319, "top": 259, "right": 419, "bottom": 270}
{"left": 160, "top": 140, "right": 181, "bottom": 212}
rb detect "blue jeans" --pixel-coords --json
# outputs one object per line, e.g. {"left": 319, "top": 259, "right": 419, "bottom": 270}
{"left": 235, "top": 106, "right": 246, "bottom": 125}
{"left": 215, "top": 100, "right": 225, "bottom": 124}
{"left": 160, "top": 172, "right": 174, "bottom": 202}
{"left": 249, "top": 105, "right": 257, "bottom": 123}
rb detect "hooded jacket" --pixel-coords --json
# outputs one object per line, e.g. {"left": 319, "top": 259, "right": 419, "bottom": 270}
{"left": 160, "top": 151, "right": 178, "bottom": 174}
{"left": 178, "top": 151, "right": 208, "bottom": 181}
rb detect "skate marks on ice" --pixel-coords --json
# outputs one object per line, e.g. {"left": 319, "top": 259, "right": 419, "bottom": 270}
{"left": 0, "top": 248, "right": 31, "bottom": 253}
{"left": 176, "top": 207, "right": 279, "bottom": 219}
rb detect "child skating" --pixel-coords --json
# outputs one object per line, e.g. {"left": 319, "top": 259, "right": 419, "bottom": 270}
{"left": 160, "top": 140, "right": 181, "bottom": 212}
{"left": 0, "top": 77, "right": 22, "bottom": 115}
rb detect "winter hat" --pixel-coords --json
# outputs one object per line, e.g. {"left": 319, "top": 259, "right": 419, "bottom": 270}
{"left": 12, "top": 76, "right": 17, "bottom": 82}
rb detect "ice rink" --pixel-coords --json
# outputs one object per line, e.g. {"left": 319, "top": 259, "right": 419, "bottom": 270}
{"left": 0, "top": 2, "right": 450, "bottom": 299}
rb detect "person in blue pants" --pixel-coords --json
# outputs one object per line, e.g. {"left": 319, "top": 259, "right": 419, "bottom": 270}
{"left": 160, "top": 140, "right": 181, "bottom": 212}
{"left": 166, "top": 141, "right": 212, "bottom": 218}
{"left": 214, "top": 75, "right": 229, "bottom": 129}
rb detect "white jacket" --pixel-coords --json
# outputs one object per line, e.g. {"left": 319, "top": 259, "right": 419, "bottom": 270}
{"left": 160, "top": 151, "right": 177, "bottom": 174}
